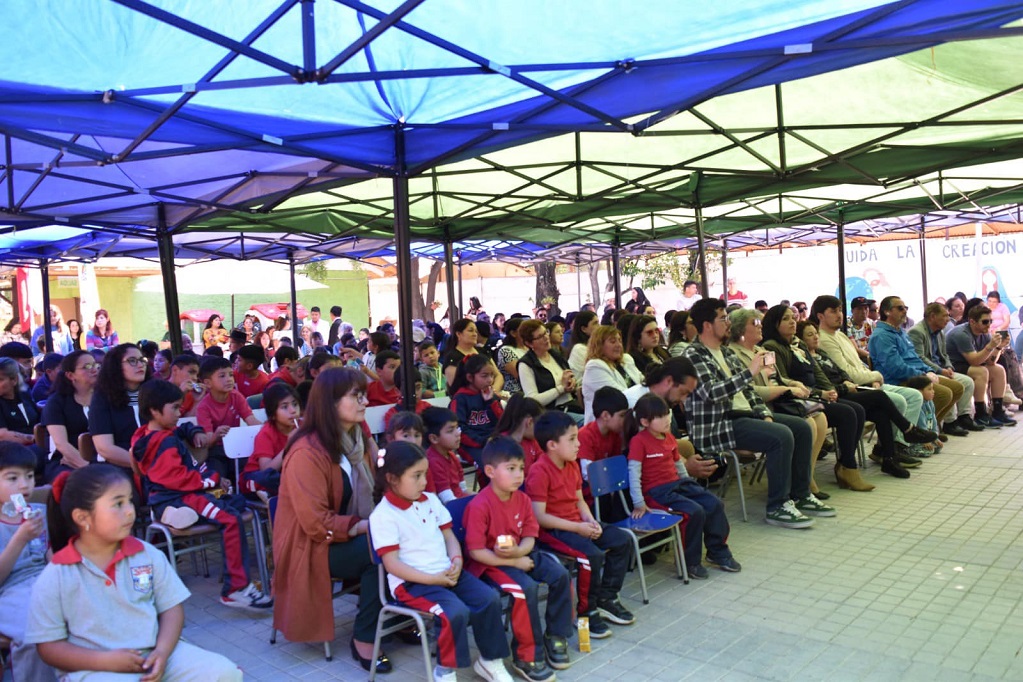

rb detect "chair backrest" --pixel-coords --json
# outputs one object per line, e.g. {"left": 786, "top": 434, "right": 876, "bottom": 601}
{"left": 28, "top": 484, "right": 52, "bottom": 505}
{"left": 177, "top": 416, "right": 198, "bottom": 426}
{"left": 247, "top": 393, "right": 263, "bottom": 409}
{"left": 425, "top": 396, "right": 449, "bottom": 408}
{"left": 222, "top": 424, "right": 262, "bottom": 460}
{"left": 444, "top": 494, "right": 476, "bottom": 547}
{"left": 78, "top": 433, "right": 97, "bottom": 463}
{"left": 587, "top": 456, "right": 629, "bottom": 499}
{"left": 364, "top": 405, "right": 393, "bottom": 436}
{"left": 268, "top": 496, "right": 278, "bottom": 527}
{"left": 251, "top": 408, "right": 267, "bottom": 422}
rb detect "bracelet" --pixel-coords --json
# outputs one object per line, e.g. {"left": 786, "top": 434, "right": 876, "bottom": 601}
{"left": 451, "top": 555, "right": 462, "bottom": 562}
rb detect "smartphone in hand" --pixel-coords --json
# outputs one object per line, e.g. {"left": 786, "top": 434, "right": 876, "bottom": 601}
{"left": 763, "top": 351, "right": 776, "bottom": 366}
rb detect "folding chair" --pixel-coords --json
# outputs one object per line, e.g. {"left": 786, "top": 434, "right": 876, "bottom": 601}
{"left": 33, "top": 423, "right": 49, "bottom": 453}
{"left": 716, "top": 449, "right": 764, "bottom": 522}
{"left": 587, "top": 457, "right": 687, "bottom": 604}
{"left": 78, "top": 433, "right": 98, "bottom": 463}
{"left": 444, "top": 494, "right": 475, "bottom": 546}
{"left": 246, "top": 393, "right": 263, "bottom": 410}
{"left": 369, "top": 534, "right": 434, "bottom": 682}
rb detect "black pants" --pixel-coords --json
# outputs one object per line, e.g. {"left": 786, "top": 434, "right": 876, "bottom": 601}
{"left": 825, "top": 399, "right": 865, "bottom": 469}
{"left": 841, "top": 389, "right": 910, "bottom": 460}
{"left": 538, "top": 525, "right": 632, "bottom": 615}
{"left": 327, "top": 535, "right": 383, "bottom": 643}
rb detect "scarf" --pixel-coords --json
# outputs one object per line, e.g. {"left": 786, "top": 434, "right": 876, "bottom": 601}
{"left": 340, "top": 425, "right": 375, "bottom": 519}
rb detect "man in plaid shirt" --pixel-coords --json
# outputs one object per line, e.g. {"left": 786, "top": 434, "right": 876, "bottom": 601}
{"left": 683, "top": 298, "right": 835, "bottom": 529}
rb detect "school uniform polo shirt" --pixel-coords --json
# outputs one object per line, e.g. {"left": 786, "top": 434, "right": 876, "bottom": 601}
{"left": 234, "top": 370, "right": 269, "bottom": 399}
{"left": 196, "top": 390, "right": 253, "bottom": 433}
{"left": 628, "top": 430, "right": 681, "bottom": 494}
{"left": 464, "top": 486, "right": 539, "bottom": 578}
{"left": 370, "top": 491, "right": 453, "bottom": 594}
{"left": 427, "top": 445, "right": 468, "bottom": 499}
{"left": 24, "top": 537, "right": 189, "bottom": 654}
{"left": 524, "top": 454, "right": 583, "bottom": 524}
{"left": 366, "top": 381, "right": 401, "bottom": 407}
{"left": 577, "top": 421, "right": 623, "bottom": 463}
{"left": 243, "top": 422, "right": 289, "bottom": 480}
{"left": 519, "top": 437, "right": 545, "bottom": 477}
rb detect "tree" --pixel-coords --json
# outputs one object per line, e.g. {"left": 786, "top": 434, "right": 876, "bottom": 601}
{"left": 620, "top": 251, "right": 724, "bottom": 293}
{"left": 410, "top": 257, "right": 444, "bottom": 322}
{"left": 534, "top": 261, "right": 560, "bottom": 317}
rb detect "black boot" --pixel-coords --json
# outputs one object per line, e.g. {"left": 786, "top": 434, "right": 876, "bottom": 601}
{"left": 881, "top": 457, "right": 910, "bottom": 479}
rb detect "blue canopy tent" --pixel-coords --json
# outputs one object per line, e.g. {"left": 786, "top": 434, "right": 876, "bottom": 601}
{"left": 3, "top": 0, "right": 1022, "bottom": 393}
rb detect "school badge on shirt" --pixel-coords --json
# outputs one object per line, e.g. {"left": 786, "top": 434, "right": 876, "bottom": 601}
{"left": 131, "top": 565, "right": 154, "bottom": 594}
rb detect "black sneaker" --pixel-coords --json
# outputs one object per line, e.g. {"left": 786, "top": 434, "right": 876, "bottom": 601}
{"left": 881, "top": 458, "right": 910, "bottom": 479}
{"left": 596, "top": 599, "right": 635, "bottom": 625}
{"left": 511, "top": 658, "right": 556, "bottom": 681}
{"left": 543, "top": 634, "right": 571, "bottom": 670}
{"left": 903, "top": 425, "right": 939, "bottom": 443}
{"left": 585, "top": 612, "right": 612, "bottom": 639}
{"left": 687, "top": 563, "right": 709, "bottom": 579}
{"left": 957, "top": 416, "right": 985, "bottom": 432}
{"left": 897, "top": 453, "right": 922, "bottom": 468}
{"left": 975, "top": 415, "right": 1002, "bottom": 429}
{"left": 942, "top": 422, "right": 969, "bottom": 437}
{"left": 707, "top": 555, "right": 742, "bottom": 573}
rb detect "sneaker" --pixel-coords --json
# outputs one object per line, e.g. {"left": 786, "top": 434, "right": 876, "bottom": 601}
{"left": 942, "top": 422, "right": 969, "bottom": 437}
{"left": 687, "top": 563, "right": 709, "bottom": 580}
{"left": 255, "top": 489, "right": 270, "bottom": 504}
{"left": 794, "top": 494, "right": 837, "bottom": 518}
{"left": 992, "top": 411, "right": 1017, "bottom": 426}
{"left": 903, "top": 425, "right": 939, "bottom": 443}
{"left": 765, "top": 500, "right": 815, "bottom": 529}
{"left": 596, "top": 599, "right": 635, "bottom": 625}
{"left": 220, "top": 582, "right": 273, "bottom": 613}
{"left": 474, "top": 657, "right": 514, "bottom": 682}
{"left": 434, "top": 666, "right": 457, "bottom": 682}
{"left": 585, "top": 612, "right": 612, "bottom": 639}
{"left": 896, "top": 453, "right": 922, "bottom": 468}
{"left": 543, "top": 635, "right": 571, "bottom": 670}
{"left": 707, "top": 556, "right": 742, "bottom": 573}
{"left": 511, "top": 658, "right": 556, "bottom": 682}
{"left": 975, "top": 415, "right": 1002, "bottom": 429}
{"left": 159, "top": 505, "right": 198, "bottom": 530}
{"left": 957, "top": 415, "right": 986, "bottom": 432}
{"left": 881, "top": 458, "right": 910, "bottom": 479}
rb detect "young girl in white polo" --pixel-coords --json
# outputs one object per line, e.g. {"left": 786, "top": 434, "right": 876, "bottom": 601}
{"left": 24, "top": 465, "right": 243, "bottom": 681}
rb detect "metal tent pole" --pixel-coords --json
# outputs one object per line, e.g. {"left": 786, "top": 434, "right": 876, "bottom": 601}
{"left": 40, "top": 259, "right": 53, "bottom": 353}
{"left": 576, "top": 258, "right": 582, "bottom": 310}
{"left": 695, "top": 204, "right": 710, "bottom": 297}
{"left": 289, "top": 254, "right": 300, "bottom": 345}
{"left": 919, "top": 216, "right": 929, "bottom": 305}
{"left": 393, "top": 127, "right": 417, "bottom": 410}
{"left": 837, "top": 217, "right": 848, "bottom": 334}
{"left": 156, "top": 205, "right": 182, "bottom": 355}
{"left": 443, "top": 233, "right": 457, "bottom": 321}
{"left": 611, "top": 236, "right": 622, "bottom": 309}
{"left": 457, "top": 254, "right": 464, "bottom": 317}
{"left": 721, "top": 242, "right": 729, "bottom": 302}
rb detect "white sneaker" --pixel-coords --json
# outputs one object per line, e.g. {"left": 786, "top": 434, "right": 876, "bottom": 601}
{"left": 160, "top": 506, "right": 198, "bottom": 530}
{"left": 474, "top": 657, "right": 514, "bottom": 682}
{"left": 255, "top": 490, "right": 270, "bottom": 504}
{"left": 220, "top": 582, "right": 273, "bottom": 614}
{"left": 434, "top": 666, "right": 457, "bottom": 682}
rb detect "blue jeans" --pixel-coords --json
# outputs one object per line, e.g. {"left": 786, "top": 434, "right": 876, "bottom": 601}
{"left": 731, "top": 414, "right": 812, "bottom": 512}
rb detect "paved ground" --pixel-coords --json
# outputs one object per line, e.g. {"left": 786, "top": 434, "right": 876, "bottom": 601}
{"left": 177, "top": 421, "right": 1023, "bottom": 681}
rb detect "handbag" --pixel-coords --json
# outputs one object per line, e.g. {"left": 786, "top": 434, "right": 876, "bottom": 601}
{"left": 772, "top": 391, "right": 825, "bottom": 418}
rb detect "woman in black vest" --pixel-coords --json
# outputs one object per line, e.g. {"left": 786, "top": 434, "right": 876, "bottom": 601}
{"left": 516, "top": 319, "right": 583, "bottom": 423}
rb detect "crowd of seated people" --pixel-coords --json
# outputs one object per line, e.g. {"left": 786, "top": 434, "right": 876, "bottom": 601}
{"left": 2, "top": 285, "right": 1019, "bottom": 682}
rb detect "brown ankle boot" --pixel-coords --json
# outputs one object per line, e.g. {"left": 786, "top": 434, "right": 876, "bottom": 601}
{"left": 834, "top": 463, "right": 875, "bottom": 492}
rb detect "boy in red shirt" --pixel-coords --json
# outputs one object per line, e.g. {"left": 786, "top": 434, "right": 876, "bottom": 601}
{"left": 423, "top": 406, "right": 469, "bottom": 503}
{"left": 267, "top": 346, "right": 299, "bottom": 387}
{"left": 578, "top": 386, "right": 628, "bottom": 509}
{"left": 366, "top": 350, "right": 402, "bottom": 406}
{"left": 525, "top": 411, "right": 634, "bottom": 640}
{"left": 197, "top": 357, "right": 262, "bottom": 481}
{"left": 168, "top": 354, "right": 204, "bottom": 417}
{"left": 465, "top": 437, "right": 573, "bottom": 681}
{"left": 627, "top": 393, "right": 740, "bottom": 579}
{"left": 233, "top": 345, "right": 269, "bottom": 399}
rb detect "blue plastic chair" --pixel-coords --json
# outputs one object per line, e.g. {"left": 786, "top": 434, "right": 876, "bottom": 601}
{"left": 587, "top": 456, "right": 688, "bottom": 603}
{"left": 444, "top": 494, "right": 475, "bottom": 547}
{"left": 368, "top": 532, "right": 435, "bottom": 682}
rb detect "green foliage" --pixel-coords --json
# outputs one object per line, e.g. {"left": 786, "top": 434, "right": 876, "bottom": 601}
{"left": 622, "top": 251, "right": 725, "bottom": 290}
{"left": 301, "top": 261, "right": 329, "bottom": 283}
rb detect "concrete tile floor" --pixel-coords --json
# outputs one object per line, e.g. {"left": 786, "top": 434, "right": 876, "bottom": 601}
{"left": 176, "top": 422, "right": 1023, "bottom": 681}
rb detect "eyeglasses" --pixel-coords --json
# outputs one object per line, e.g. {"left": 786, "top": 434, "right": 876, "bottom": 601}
{"left": 78, "top": 363, "right": 98, "bottom": 371}
{"left": 122, "top": 356, "right": 148, "bottom": 367}
{"left": 751, "top": 320, "right": 762, "bottom": 327}
{"left": 532, "top": 331, "right": 549, "bottom": 342}
{"left": 796, "top": 307, "right": 807, "bottom": 313}
{"left": 979, "top": 319, "right": 992, "bottom": 326}
{"left": 892, "top": 305, "right": 908, "bottom": 312}
{"left": 643, "top": 329, "right": 660, "bottom": 336}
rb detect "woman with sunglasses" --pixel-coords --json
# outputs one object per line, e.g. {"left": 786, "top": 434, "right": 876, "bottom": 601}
{"left": 625, "top": 314, "right": 669, "bottom": 374}
{"left": 41, "top": 350, "right": 99, "bottom": 481}
{"left": 88, "top": 343, "right": 150, "bottom": 469}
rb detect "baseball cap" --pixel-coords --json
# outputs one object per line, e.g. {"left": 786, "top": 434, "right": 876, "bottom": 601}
{"left": 850, "top": 296, "right": 875, "bottom": 309}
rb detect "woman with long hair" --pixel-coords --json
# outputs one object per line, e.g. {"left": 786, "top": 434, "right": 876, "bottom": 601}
{"left": 580, "top": 325, "right": 643, "bottom": 423}
{"left": 567, "top": 310, "right": 599, "bottom": 378}
{"left": 495, "top": 317, "right": 526, "bottom": 395}
{"left": 84, "top": 309, "right": 117, "bottom": 351}
{"left": 441, "top": 318, "right": 504, "bottom": 393}
{"left": 0, "top": 319, "right": 25, "bottom": 345}
{"left": 31, "top": 305, "right": 73, "bottom": 355}
{"left": 88, "top": 343, "right": 149, "bottom": 468}
{"left": 272, "top": 367, "right": 389, "bottom": 672}
{"left": 67, "top": 319, "right": 83, "bottom": 350}
{"left": 41, "top": 350, "right": 98, "bottom": 481}
{"left": 202, "top": 314, "right": 229, "bottom": 349}
{"left": 625, "top": 314, "right": 669, "bottom": 375}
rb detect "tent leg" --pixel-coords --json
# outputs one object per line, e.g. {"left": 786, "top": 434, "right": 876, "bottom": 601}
{"left": 457, "top": 257, "right": 464, "bottom": 318}
{"left": 695, "top": 204, "right": 710, "bottom": 298}
{"left": 289, "top": 254, "right": 300, "bottom": 346}
{"left": 157, "top": 205, "right": 182, "bottom": 356}
{"left": 393, "top": 129, "right": 417, "bottom": 411}
{"left": 611, "top": 237, "right": 622, "bottom": 309}
{"left": 40, "top": 259, "right": 53, "bottom": 353}
{"left": 444, "top": 237, "right": 457, "bottom": 321}
{"left": 919, "top": 217, "right": 928, "bottom": 306}
{"left": 837, "top": 219, "right": 848, "bottom": 334}
{"left": 721, "top": 244, "right": 729, "bottom": 302}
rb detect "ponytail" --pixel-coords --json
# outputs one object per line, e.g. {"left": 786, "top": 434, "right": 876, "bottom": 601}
{"left": 48, "top": 465, "right": 132, "bottom": 552}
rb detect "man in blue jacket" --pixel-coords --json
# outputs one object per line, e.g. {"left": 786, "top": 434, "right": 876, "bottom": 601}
{"left": 868, "top": 296, "right": 961, "bottom": 438}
